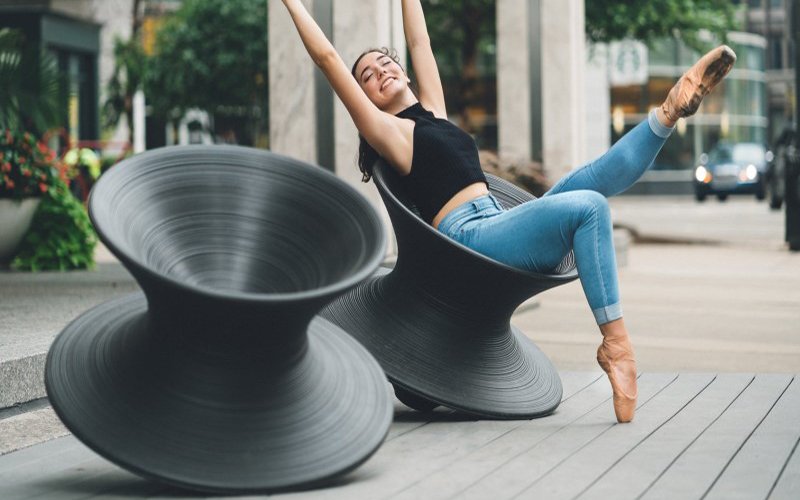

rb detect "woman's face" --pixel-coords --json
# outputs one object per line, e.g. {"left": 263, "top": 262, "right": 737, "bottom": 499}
{"left": 354, "top": 52, "right": 411, "bottom": 109}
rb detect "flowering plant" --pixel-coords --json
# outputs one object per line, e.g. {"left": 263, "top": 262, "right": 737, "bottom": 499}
{"left": 63, "top": 147, "right": 102, "bottom": 180}
{"left": 0, "top": 129, "right": 65, "bottom": 200}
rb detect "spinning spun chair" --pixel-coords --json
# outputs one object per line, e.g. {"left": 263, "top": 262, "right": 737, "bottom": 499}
{"left": 45, "top": 146, "right": 392, "bottom": 494}
{"left": 322, "top": 160, "right": 580, "bottom": 419}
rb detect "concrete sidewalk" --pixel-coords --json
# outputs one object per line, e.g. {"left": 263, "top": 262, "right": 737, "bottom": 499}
{"left": 525, "top": 194, "right": 800, "bottom": 373}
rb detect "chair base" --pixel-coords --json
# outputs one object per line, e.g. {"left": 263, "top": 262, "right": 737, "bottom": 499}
{"left": 45, "top": 292, "right": 392, "bottom": 494}
{"left": 321, "top": 271, "right": 563, "bottom": 420}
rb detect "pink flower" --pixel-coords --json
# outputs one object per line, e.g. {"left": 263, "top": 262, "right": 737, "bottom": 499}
{"left": 39, "top": 182, "right": 48, "bottom": 193}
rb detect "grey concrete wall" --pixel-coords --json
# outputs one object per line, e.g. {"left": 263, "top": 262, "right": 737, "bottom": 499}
{"left": 332, "top": 0, "right": 404, "bottom": 204}
{"left": 541, "top": 0, "right": 587, "bottom": 181}
{"left": 585, "top": 43, "right": 611, "bottom": 163}
{"left": 269, "top": 0, "right": 318, "bottom": 163}
{"left": 496, "top": 0, "right": 532, "bottom": 162}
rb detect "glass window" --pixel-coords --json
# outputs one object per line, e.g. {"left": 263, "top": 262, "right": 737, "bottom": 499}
{"left": 771, "top": 38, "right": 783, "bottom": 69}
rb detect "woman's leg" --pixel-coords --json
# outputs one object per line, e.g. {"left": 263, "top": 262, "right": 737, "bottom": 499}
{"left": 452, "top": 191, "right": 638, "bottom": 422}
{"left": 456, "top": 190, "right": 621, "bottom": 324}
{"left": 545, "top": 109, "right": 674, "bottom": 198}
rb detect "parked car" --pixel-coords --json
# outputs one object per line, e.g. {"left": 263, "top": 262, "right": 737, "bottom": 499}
{"left": 766, "top": 125, "right": 796, "bottom": 210}
{"left": 694, "top": 142, "right": 770, "bottom": 202}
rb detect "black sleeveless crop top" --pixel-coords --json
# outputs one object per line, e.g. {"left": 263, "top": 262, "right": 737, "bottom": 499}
{"left": 394, "top": 102, "right": 487, "bottom": 224}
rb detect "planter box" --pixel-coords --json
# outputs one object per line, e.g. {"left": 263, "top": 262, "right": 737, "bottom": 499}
{"left": 0, "top": 198, "right": 41, "bottom": 263}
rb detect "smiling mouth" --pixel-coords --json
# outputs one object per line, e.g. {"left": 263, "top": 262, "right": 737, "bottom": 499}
{"left": 381, "top": 77, "right": 396, "bottom": 91}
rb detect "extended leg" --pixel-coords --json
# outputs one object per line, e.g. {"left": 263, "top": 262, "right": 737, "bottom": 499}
{"left": 544, "top": 110, "right": 673, "bottom": 198}
{"left": 546, "top": 45, "right": 737, "bottom": 199}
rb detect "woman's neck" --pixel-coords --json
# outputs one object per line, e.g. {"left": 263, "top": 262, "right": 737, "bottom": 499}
{"left": 383, "top": 91, "right": 419, "bottom": 116}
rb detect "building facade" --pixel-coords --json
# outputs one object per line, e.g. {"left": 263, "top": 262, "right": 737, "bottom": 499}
{"left": 608, "top": 33, "right": 768, "bottom": 194}
{"left": 737, "top": 0, "right": 795, "bottom": 142}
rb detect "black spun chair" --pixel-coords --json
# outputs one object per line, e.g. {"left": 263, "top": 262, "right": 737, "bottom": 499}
{"left": 321, "top": 160, "right": 579, "bottom": 419}
{"left": 45, "top": 146, "right": 391, "bottom": 494}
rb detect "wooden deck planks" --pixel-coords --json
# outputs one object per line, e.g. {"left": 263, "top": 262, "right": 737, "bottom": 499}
{"left": 454, "top": 373, "right": 679, "bottom": 500}
{"left": 0, "top": 372, "right": 797, "bottom": 500}
{"left": 386, "top": 373, "right": 607, "bottom": 500}
{"left": 518, "top": 373, "right": 716, "bottom": 500}
{"left": 769, "top": 435, "right": 800, "bottom": 500}
{"left": 642, "top": 374, "right": 795, "bottom": 500}
{"left": 578, "top": 373, "right": 754, "bottom": 500}
{"left": 705, "top": 376, "right": 799, "bottom": 500}
{"left": 277, "top": 372, "right": 601, "bottom": 500}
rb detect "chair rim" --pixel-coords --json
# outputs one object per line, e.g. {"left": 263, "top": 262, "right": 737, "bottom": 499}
{"left": 372, "top": 160, "right": 578, "bottom": 282}
{"left": 89, "top": 145, "right": 387, "bottom": 304}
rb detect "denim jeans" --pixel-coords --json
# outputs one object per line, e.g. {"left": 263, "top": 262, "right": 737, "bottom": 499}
{"left": 437, "top": 110, "right": 674, "bottom": 325}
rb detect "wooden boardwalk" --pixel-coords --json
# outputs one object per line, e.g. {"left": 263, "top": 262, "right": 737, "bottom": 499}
{"left": 0, "top": 372, "right": 797, "bottom": 499}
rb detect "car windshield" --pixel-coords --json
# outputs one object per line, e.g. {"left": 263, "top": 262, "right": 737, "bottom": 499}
{"left": 709, "top": 144, "right": 765, "bottom": 165}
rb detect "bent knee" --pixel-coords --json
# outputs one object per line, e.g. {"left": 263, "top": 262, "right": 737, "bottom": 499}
{"left": 567, "top": 190, "right": 610, "bottom": 216}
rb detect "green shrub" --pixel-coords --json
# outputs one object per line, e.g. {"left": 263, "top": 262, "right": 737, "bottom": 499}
{"left": 11, "top": 179, "right": 97, "bottom": 271}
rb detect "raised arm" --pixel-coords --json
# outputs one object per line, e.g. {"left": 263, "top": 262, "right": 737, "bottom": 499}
{"left": 401, "top": 0, "right": 446, "bottom": 118}
{"left": 281, "top": 0, "right": 409, "bottom": 163}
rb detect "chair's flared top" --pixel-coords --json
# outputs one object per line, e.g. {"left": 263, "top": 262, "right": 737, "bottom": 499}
{"left": 90, "top": 146, "right": 386, "bottom": 302}
{"left": 372, "top": 160, "right": 577, "bottom": 280}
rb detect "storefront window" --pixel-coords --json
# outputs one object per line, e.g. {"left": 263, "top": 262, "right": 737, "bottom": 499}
{"left": 609, "top": 35, "right": 767, "bottom": 171}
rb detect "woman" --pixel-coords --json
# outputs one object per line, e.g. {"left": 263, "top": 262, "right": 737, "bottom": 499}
{"left": 281, "top": 0, "right": 735, "bottom": 423}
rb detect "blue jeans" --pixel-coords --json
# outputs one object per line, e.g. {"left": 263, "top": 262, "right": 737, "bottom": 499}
{"left": 437, "top": 110, "right": 674, "bottom": 325}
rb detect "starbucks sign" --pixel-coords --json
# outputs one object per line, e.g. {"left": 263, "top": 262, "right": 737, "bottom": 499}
{"left": 609, "top": 40, "right": 649, "bottom": 87}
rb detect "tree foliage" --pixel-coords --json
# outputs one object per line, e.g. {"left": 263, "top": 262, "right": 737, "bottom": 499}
{"left": 585, "top": 0, "right": 740, "bottom": 51}
{"left": 102, "top": 37, "right": 146, "bottom": 135}
{"left": 0, "top": 28, "right": 63, "bottom": 135}
{"left": 421, "top": 0, "right": 495, "bottom": 131}
{"left": 143, "top": 0, "right": 268, "bottom": 142}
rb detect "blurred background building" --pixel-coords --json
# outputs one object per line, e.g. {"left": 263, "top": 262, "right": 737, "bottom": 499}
{"left": 740, "top": 0, "right": 796, "bottom": 142}
{"left": 2, "top": 0, "right": 797, "bottom": 196}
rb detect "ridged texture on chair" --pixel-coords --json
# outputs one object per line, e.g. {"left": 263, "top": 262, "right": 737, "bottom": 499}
{"left": 322, "top": 161, "right": 579, "bottom": 419}
{"left": 45, "top": 145, "right": 391, "bottom": 494}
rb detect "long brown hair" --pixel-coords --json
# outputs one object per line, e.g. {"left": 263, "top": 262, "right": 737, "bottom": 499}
{"left": 350, "top": 47, "right": 415, "bottom": 182}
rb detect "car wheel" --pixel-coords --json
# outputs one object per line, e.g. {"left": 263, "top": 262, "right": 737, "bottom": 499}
{"left": 695, "top": 192, "right": 707, "bottom": 202}
{"left": 717, "top": 194, "right": 728, "bottom": 201}
{"left": 756, "top": 188, "right": 766, "bottom": 201}
{"left": 769, "top": 177, "right": 783, "bottom": 209}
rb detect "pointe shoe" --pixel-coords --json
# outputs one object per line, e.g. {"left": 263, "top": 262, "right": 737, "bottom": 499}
{"left": 661, "top": 45, "right": 737, "bottom": 123}
{"left": 597, "top": 334, "right": 638, "bottom": 423}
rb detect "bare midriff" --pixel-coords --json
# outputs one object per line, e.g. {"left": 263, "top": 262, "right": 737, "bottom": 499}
{"left": 431, "top": 181, "right": 491, "bottom": 230}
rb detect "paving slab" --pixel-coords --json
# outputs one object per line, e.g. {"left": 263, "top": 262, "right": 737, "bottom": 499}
{"left": 0, "top": 262, "right": 138, "bottom": 407}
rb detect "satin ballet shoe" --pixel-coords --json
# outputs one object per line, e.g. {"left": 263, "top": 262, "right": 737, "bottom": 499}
{"left": 597, "top": 334, "right": 638, "bottom": 423}
{"left": 661, "top": 45, "right": 737, "bottom": 123}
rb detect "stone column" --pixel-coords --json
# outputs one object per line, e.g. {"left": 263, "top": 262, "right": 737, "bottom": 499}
{"left": 584, "top": 43, "right": 611, "bottom": 161}
{"left": 332, "top": 0, "right": 404, "bottom": 257}
{"left": 332, "top": 0, "right": 405, "bottom": 203}
{"left": 541, "top": 0, "right": 587, "bottom": 181}
{"left": 496, "top": 0, "right": 533, "bottom": 162}
{"left": 268, "top": 0, "right": 318, "bottom": 164}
